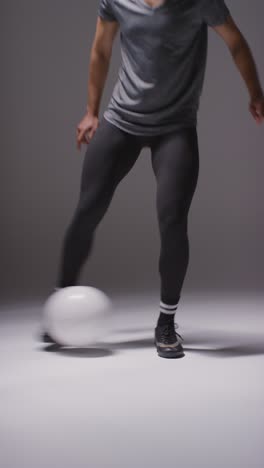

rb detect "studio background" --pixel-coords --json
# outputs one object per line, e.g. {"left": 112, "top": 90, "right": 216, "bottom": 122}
{"left": 1, "top": 0, "right": 263, "bottom": 304}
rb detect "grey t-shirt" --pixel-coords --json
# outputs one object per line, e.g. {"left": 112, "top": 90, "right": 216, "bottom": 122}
{"left": 98, "top": 0, "right": 230, "bottom": 135}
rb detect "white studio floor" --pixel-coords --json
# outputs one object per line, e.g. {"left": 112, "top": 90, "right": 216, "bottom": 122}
{"left": 1, "top": 292, "right": 264, "bottom": 468}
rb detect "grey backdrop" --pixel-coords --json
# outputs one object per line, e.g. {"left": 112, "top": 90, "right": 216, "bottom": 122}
{"left": 1, "top": 0, "right": 263, "bottom": 303}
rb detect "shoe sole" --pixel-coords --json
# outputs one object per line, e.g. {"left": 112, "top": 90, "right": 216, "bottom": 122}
{"left": 154, "top": 340, "right": 185, "bottom": 359}
{"left": 157, "top": 349, "right": 185, "bottom": 358}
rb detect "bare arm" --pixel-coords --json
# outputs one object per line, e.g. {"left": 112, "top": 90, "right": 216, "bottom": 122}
{"left": 86, "top": 17, "right": 119, "bottom": 116}
{"left": 76, "top": 17, "right": 119, "bottom": 150}
{"left": 212, "top": 14, "right": 264, "bottom": 124}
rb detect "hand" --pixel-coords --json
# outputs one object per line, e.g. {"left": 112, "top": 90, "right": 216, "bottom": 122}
{"left": 76, "top": 112, "right": 99, "bottom": 150}
{"left": 249, "top": 93, "right": 264, "bottom": 124}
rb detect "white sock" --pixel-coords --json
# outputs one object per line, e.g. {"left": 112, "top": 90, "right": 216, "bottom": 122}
{"left": 159, "top": 300, "right": 178, "bottom": 315}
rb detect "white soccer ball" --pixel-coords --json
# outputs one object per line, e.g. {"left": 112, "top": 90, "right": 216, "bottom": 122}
{"left": 42, "top": 286, "right": 112, "bottom": 346}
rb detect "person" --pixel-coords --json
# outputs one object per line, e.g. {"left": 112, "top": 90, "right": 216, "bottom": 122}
{"left": 40, "top": 0, "right": 264, "bottom": 358}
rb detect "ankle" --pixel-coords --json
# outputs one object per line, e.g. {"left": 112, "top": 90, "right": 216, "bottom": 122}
{"left": 157, "top": 296, "right": 180, "bottom": 327}
{"left": 157, "top": 311, "right": 175, "bottom": 326}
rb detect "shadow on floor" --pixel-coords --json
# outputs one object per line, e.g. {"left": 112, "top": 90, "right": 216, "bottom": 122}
{"left": 38, "top": 343, "right": 114, "bottom": 358}
{"left": 38, "top": 328, "right": 264, "bottom": 358}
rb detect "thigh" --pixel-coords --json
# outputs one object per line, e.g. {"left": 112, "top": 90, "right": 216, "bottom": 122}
{"left": 150, "top": 127, "right": 199, "bottom": 222}
{"left": 79, "top": 117, "right": 142, "bottom": 195}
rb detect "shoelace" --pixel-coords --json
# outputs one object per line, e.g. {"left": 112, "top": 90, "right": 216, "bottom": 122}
{"left": 160, "top": 321, "right": 184, "bottom": 343}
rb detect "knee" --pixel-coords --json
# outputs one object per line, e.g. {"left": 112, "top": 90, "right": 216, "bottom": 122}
{"left": 77, "top": 190, "right": 94, "bottom": 215}
{"left": 77, "top": 186, "right": 105, "bottom": 215}
{"left": 158, "top": 203, "right": 188, "bottom": 233}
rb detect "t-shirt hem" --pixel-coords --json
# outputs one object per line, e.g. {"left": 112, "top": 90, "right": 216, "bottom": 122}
{"left": 103, "top": 112, "right": 197, "bottom": 137}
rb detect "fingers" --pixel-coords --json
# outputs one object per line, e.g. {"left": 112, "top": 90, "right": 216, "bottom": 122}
{"left": 251, "top": 108, "right": 259, "bottom": 122}
{"left": 257, "top": 102, "right": 264, "bottom": 122}
{"left": 249, "top": 104, "right": 261, "bottom": 124}
{"left": 249, "top": 101, "right": 264, "bottom": 124}
{"left": 76, "top": 118, "right": 99, "bottom": 150}
{"left": 76, "top": 128, "right": 92, "bottom": 150}
{"left": 76, "top": 130, "right": 83, "bottom": 151}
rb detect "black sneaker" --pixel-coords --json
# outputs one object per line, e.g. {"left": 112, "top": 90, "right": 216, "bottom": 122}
{"left": 39, "top": 330, "right": 58, "bottom": 344}
{"left": 154, "top": 321, "right": 185, "bottom": 358}
{"left": 37, "top": 287, "right": 61, "bottom": 344}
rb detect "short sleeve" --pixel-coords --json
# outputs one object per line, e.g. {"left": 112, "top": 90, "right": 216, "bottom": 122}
{"left": 200, "top": 0, "right": 230, "bottom": 27}
{"left": 98, "top": 0, "right": 117, "bottom": 22}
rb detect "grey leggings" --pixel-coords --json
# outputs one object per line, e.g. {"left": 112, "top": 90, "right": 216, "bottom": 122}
{"left": 55, "top": 116, "right": 199, "bottom": 305}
